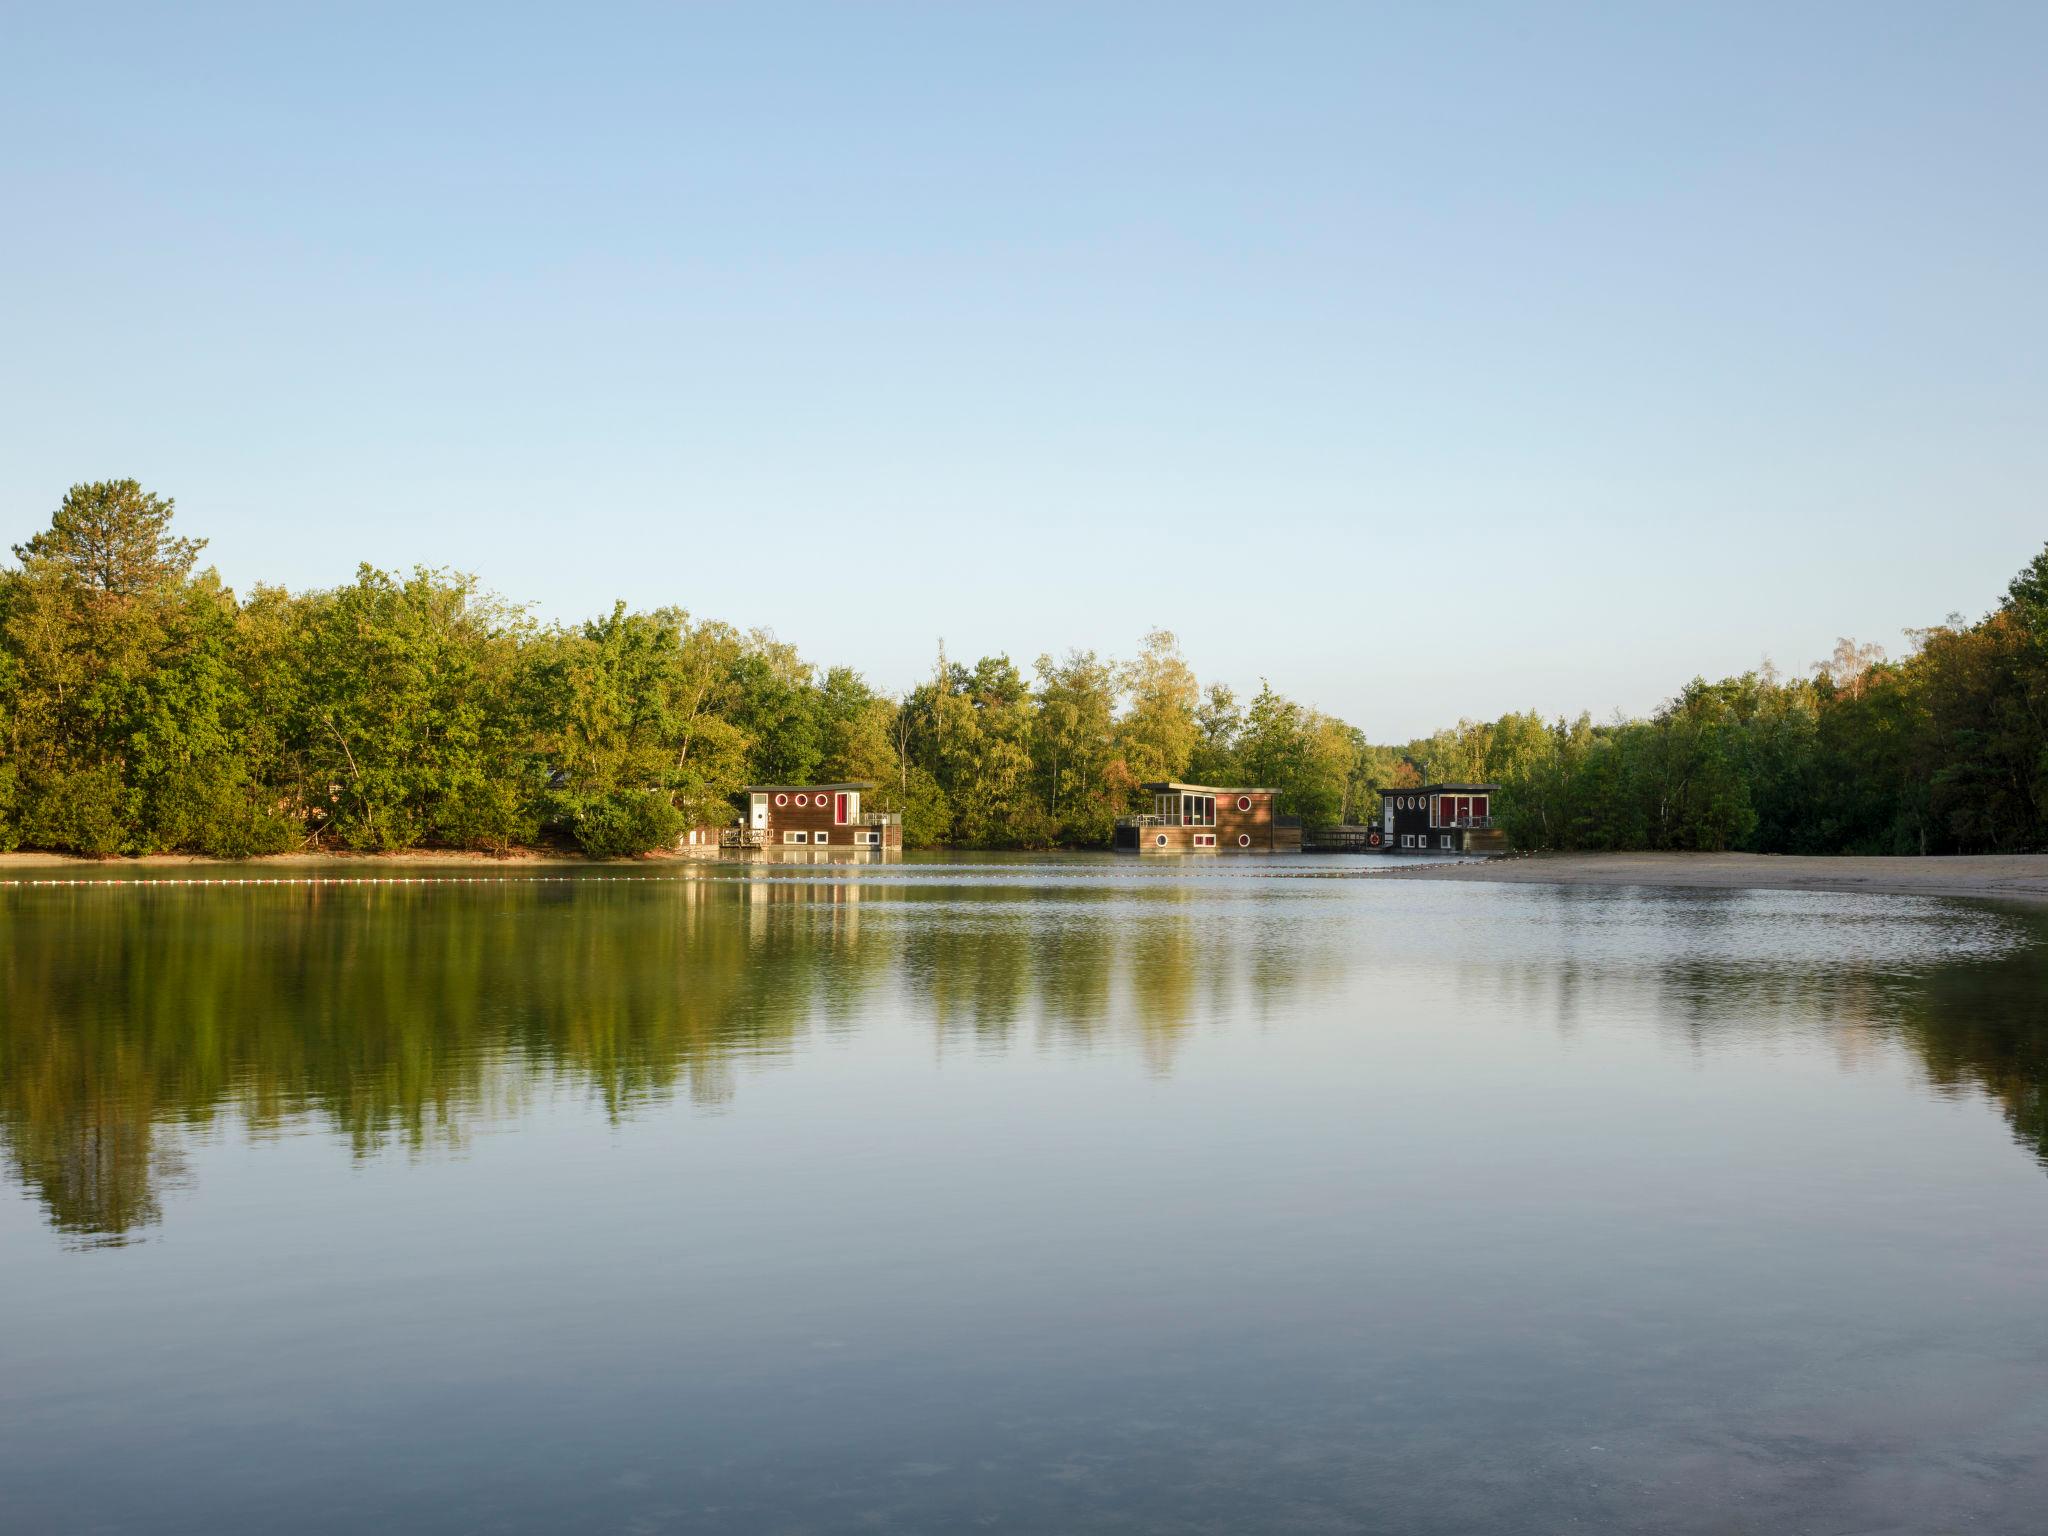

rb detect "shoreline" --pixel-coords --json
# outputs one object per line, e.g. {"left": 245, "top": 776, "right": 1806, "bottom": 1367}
{"left": 6, "top": 847, "right": 2048, "bottom": 905}
{"left": 0, "top": 846, "right": 619, "bottom": 868}
{"left": 1367, "top": 851, "right": 2048, "bottom": 906}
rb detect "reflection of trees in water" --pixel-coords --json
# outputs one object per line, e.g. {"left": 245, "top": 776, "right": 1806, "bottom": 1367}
{"left": 0, "top": 880, "right": 876, "bottom": 1245}
{"left": 1640, "top": 908, "right": 2048, "bottom": 1174}
{"left": 1493, "top": 898, "right": 2048, "bottom": 1176}
{"left": 1, "top": 878, "right": 1345, "bottom": 1244}
{"left": 901, "top": 884, "right": 1346, "bottom": 1073}
{"left": 1885, "top": 909, "right": 2048, "bottom": 1169}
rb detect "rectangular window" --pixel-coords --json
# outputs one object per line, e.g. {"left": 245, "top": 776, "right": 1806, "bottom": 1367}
{"left": 783, "top": 831, "right": 807, "bottom": 845}
{"left": 856, "top": 830, "right": 878, "bottom": 846}
{"left": 1472, "top": 796, "right": 1488, "bottom": 822}
{"left": 1441, "top": 834, "right": 1453, "bottom": 849}
{"left": 813, "top": 830, "right": 828, "bottom": 846}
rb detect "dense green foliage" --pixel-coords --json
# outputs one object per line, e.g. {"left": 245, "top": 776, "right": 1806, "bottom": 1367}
{"left": 1392, "top": 554, "right": 2048, "bottom": 853}
{"left": 0, "top": 484, "right": 1379, "bottom": 855}
{"left": 3, "top": 482, "right": 2043, "bottom": 856}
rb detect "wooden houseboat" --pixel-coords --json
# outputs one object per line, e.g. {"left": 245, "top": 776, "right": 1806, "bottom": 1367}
{"left": 721, "top": 782, "right": 902, "bottom": 854}
{"left": 1380, "top": 782, "right": 1506, "bottom": 853}
{"left": 1115, "top": 783, "right": 1303, "bottom": 855}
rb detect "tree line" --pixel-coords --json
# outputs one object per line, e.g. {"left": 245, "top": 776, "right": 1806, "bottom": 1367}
{"left": 2, "top": 481, "right": 2043, "bottom": 857}
{"left": 1412, "top": 553, "right": 2048, "bottom": 855}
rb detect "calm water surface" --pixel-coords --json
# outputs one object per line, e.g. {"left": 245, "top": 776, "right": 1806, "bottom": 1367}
{"left": 4, "top": 857, "right": 2048, "bottom": 1534}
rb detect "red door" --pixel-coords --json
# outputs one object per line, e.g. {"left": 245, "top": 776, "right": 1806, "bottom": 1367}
{"left": 834, "top": 792, "right": 850, "bottom": 824}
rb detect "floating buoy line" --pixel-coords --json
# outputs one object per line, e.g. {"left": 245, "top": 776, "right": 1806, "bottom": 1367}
{"left": 0, "top": 860, "right": 1473, "bottom": 890}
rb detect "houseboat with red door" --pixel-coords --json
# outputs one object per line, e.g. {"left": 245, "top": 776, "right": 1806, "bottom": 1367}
{"left": 1114, "top": 783, "right": 1303, "bottom": 854}
{"left": 1380, "top": 782, "right": 1505, "bottom": 853}
{"left": 722, "top": 783, "right": 902, "bottom": 854}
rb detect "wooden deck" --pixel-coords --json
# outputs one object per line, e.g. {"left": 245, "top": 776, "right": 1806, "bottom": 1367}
{"left": 1302, "top": 824, "right": 1385, "bottom": 854}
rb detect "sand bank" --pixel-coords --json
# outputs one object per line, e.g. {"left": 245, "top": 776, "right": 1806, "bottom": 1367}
{"left": 1372, "top": 851, "right": 2048, "bottom": 906}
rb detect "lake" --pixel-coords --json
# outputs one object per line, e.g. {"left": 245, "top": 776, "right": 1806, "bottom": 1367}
{"left": 4, "top": 858, "right": 2048, "bottom": 1534}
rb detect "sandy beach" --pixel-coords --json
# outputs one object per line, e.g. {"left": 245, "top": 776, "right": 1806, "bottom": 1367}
{"left": 1373, "top": 851, "right": 2048, "bottom": 906}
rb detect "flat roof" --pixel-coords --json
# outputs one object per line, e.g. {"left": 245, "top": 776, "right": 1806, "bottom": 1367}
{"left": 740, "top": 782, "right": 876, "bottom": 793}
{"left": 1381, "top": 782, "right": 1499, "bottom": 793}
{"left": 1140, "top": 782, "right": 1277, "bottom": 795}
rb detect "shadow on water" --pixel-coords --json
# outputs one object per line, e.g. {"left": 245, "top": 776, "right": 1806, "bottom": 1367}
{"left": 0, "top": 873, "right": 1347, "bottom": 1245}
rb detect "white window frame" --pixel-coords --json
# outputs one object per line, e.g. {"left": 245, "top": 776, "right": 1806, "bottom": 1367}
{"left": 1238, "top": 832, "right": 1251, "bottom": 848}
{"left": 1440, "top": 834, "right": 1452, "bottom": 849}
{"left": 813, "top": 830, "right": 828, "bottom": 846}
{"left": 784, "top": 830, "right": 807, "bottom": 845}
{"left": 855, "top": 830, "right": 878, "bottom": 846}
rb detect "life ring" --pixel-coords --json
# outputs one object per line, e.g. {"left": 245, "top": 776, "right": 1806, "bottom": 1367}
{"left": 1368, "top": 829, "right": 1382, "bottom": 847}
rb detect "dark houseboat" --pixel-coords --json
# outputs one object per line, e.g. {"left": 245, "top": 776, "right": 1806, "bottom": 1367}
{"left": 1380, "top": 782, "right": 1505, "bottom": 853}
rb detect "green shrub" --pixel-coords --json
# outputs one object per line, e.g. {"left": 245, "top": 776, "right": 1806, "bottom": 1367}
{"left": 431, "top": 776, "right": 539, "bottom": 854}
{"left": 0, "top": 763, "right": 18, "bottom": 852}
{"left": 19, "top": 765, "right": 130, "bottom": 856}
{"left": 141, "top": 767, "right": 299, "bottom": 858}
{"left": 566, "top": 790, "right": 685, "bottom": 859}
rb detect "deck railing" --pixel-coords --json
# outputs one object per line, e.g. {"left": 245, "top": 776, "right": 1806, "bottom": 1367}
{"left": 719, "top": 827, "right": 765, "bottom": 848}
{"left": 1430, "top": 815, "right": 1495, "bottom": 830}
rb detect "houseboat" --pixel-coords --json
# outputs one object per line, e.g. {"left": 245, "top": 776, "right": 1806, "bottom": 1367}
{"left": 1114, "top": 783, "right": 1303, "bottom": 854}
{"left": 1380, "top": 782, "right": 1505, "bottom": 853}
{"left": 721, "top": 782, "right": 903, "bottom": 854}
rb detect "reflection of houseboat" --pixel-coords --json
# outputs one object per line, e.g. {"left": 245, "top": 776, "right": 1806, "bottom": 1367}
{"left": 721, "top": 783, "right": 903, "bottom": 854}
{"left": 1114, "top": 782, "right": 1303, "bottom": 854}
{"left": 1380, "top": 782, "right": 1506, "bottom": 853}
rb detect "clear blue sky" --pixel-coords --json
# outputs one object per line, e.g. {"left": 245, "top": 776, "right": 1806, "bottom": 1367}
{"left": 4, "top": 4, "right": 2042, "bottom": 740}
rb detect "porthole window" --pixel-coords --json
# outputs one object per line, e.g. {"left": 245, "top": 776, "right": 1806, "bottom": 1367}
{"left": 794, "top": 793, "right": 808, "bottom": 806}
{"left": 1238, "top": 832, "right": 1251, "bottom": 848}
{"left": 1236, "top": 795, "right": 1252, "bottom": 811}
{"left": 774, "top": 793, "right": 788, "bottom": 807}
{"left": 1156, "top": 833, "right": 1168, "bottom": 848}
